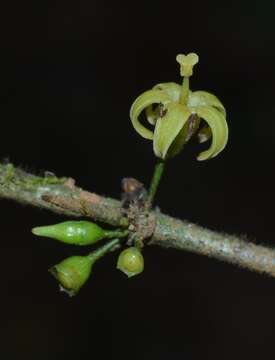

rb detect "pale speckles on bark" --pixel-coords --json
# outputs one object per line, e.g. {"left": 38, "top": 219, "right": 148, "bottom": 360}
{"left": 0, "top": 163, "right": 275, "bottom": 278}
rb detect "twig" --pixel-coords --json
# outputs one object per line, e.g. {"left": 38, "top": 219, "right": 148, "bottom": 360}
{"left": 0, "top": 162, "right": 275, "bottom": 278}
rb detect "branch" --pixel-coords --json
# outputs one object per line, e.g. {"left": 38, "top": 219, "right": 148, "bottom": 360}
{"left": 1, "top": 162, "right": 275, "bottom": 278}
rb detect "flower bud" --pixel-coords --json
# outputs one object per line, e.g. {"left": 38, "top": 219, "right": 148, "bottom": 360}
{"left": 50, "top": 255, "right": 93, "bottom": 296}
{"left": 50, "top": 238, "right": 120, "bottom": 296}
{"left": 117, "top": 247, "right": 144, "bottom": 278}
{"left": 32, "top": 221, "right": 105, "bottom": 245}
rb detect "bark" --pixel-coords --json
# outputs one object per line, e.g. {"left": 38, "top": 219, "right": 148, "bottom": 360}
{"left": 1, "top": 163, "right": 274, "bottom": 278}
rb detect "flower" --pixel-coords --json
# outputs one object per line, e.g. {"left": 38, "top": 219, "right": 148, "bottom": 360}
{"left": 130, "top": 53, "right": 228, "bottom": 161}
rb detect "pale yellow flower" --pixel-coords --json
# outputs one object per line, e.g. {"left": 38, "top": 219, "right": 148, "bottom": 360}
{"left": 130, "top": 53, "right": 228, "bottom": 161}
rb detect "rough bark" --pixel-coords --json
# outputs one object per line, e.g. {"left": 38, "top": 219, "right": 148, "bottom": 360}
{"left": 1, "top": 163, "right": 275, "bottom": 278}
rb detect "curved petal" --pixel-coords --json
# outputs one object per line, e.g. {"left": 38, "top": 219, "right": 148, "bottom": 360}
{"left": 145, "top": 83, "right": 182, "bottom": 126}
{"left": 152, "top": 82, "right": 182, "bottom": 102}
{"left": 145, "top": 104, "right": 161, "bottom": 126}
{"left": 167, "top": 114, "right": 200, "bottom": 158}
{"left": 130, "top": 89, "right": 171, "bottom": 139}
{"left": 189, "top": 91, "right": 226, "bottom": 116}
{"left": 153, "top": 103, "right": 191, "bottom": 159}
{"left": 195, "top": 106, "right": 228, "bottom": 161}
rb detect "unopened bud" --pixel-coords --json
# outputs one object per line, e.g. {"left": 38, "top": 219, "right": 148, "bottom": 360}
{"left": 117, "top": 247, "right": 144, "bottom": 278}
{"left": 50, "top": 255, "right": 93, "bottom": 296}
{"left": 32, "top": 221, "right": 127, "bottom": 246}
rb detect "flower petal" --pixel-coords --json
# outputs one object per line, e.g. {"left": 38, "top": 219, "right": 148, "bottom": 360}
{"left": 195, "top": 106, "right": 228, "bottom": 161}
{"left": 153, "top": 82, "right": 182, "bottom": 102}
{"left": 167, "top": 114, "right": 200, "bottom": 158}
{"left": 153, "top": 103, "right": 191, "bottom": 159}
{"left": 130, "top": 89, "right": 171, "bottom": 139}
{"left": 189, "top": 91, "right": 226, "bottom": 116}
{"left": 145, "top": 105, "right": 160, "bottom": 126}
{"left": 145, "top": 83, "right": 182, "bottom": 125}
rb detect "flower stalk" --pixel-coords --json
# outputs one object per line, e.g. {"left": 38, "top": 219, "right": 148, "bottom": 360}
{"left": 148, "top": 160, "right": 165, "bottom": 205}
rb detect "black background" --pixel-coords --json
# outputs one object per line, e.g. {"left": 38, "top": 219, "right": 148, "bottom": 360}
{"left": 1, "top": 0, "right": 275, "bottom": 359}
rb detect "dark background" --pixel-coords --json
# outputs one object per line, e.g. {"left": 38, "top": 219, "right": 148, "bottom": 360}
{"left": 1, "top": 0, "right": 275, "bottom": 359}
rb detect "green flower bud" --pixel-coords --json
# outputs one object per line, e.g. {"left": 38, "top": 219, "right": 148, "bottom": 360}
{"left": 117, "top": 247, "right": 144, "bottom": 278}
{"left": 50, "top": 255, "right": 93, "bottom": 296}
{"left": 32, "top": 221, "right": 127, "bottom": 246}
{"left": 130, "top": 52, "right": 228, "bottom": 161}
{"left": 50, "top": 238, "right": 120, "bottom": 296}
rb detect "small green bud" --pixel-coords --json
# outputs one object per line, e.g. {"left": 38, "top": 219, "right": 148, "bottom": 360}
{"left": 50, "top": 255, "right": 93, "bottom": 296}
{"left": 50, "top": 238, "right": 120, "bottom": 296}
{"left": 32, "top": 221, "right": 105, "bottom": 245}
{"left": 117, "top": 247, "right": 144, "bottom": 278}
